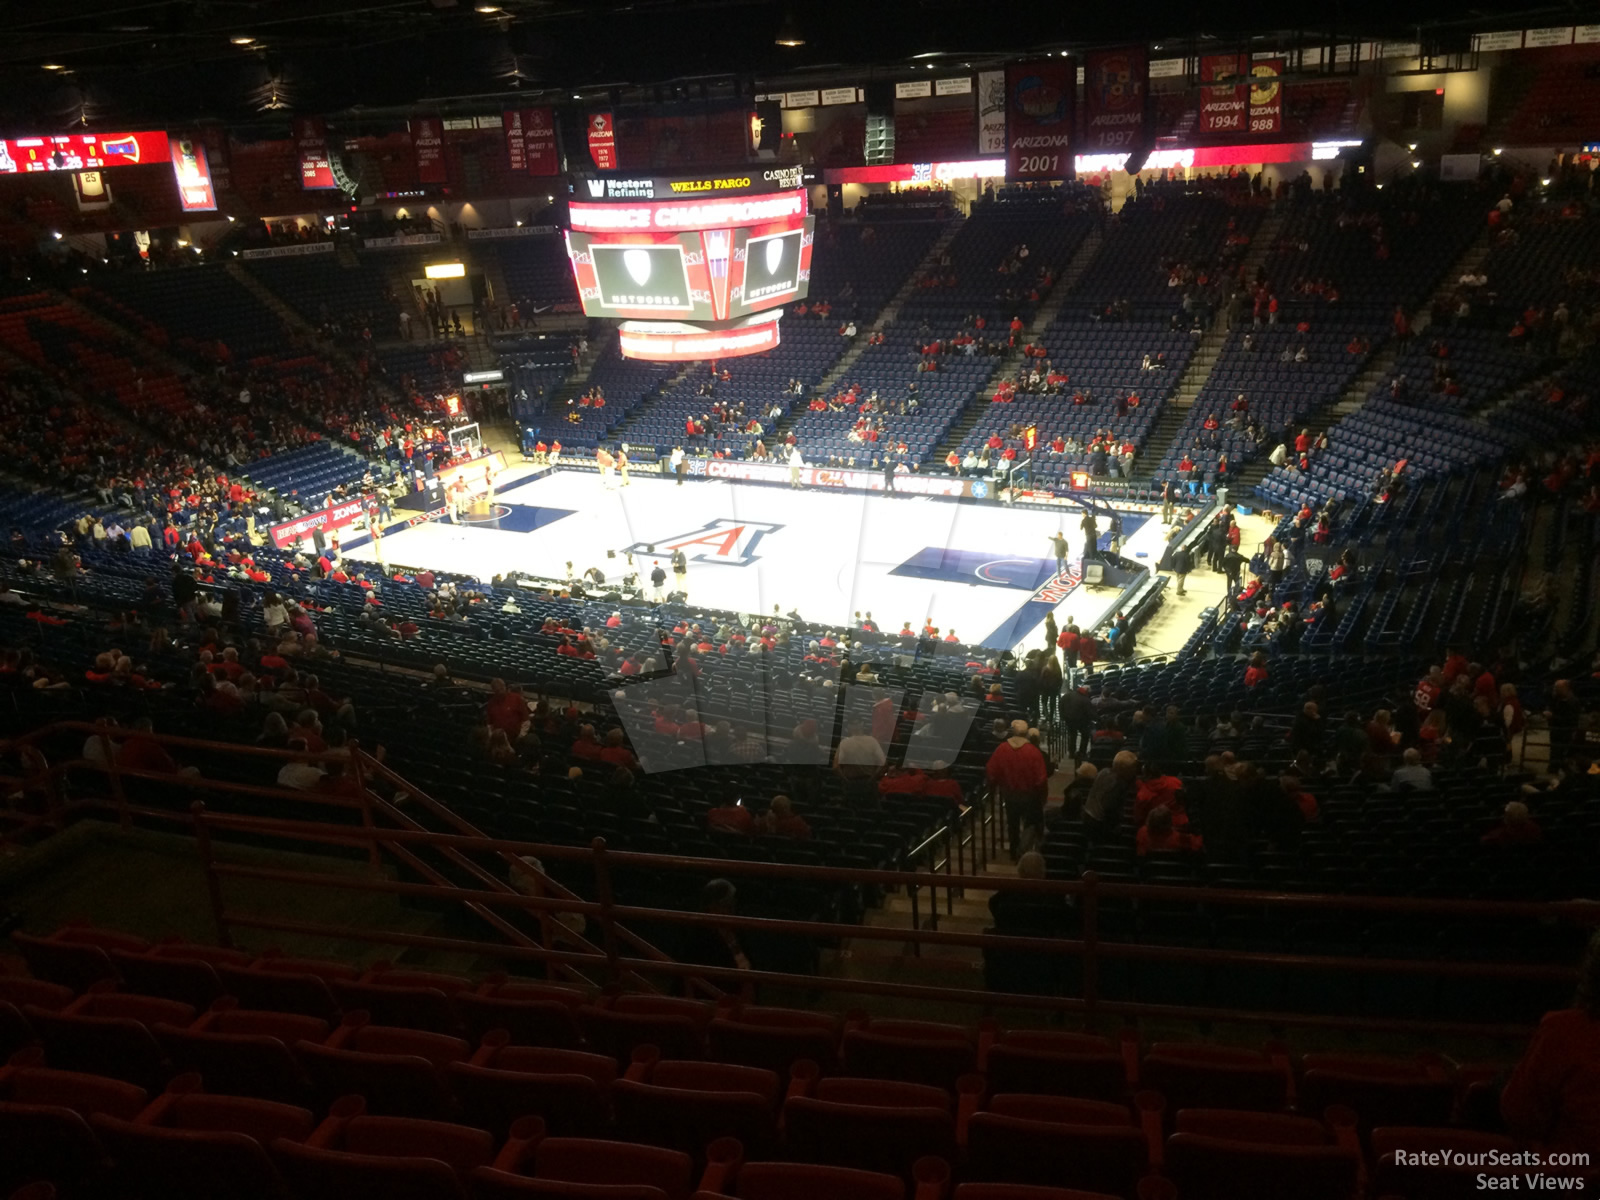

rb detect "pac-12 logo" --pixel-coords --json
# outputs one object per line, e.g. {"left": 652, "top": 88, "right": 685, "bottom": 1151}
{"left": 627, "top": 518, "right": 783, "bottom": 567}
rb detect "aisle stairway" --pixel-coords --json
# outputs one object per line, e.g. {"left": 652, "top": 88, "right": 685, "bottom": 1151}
{"left": 923, "top": 228, "right": 1107, "bottom": 468}
{"left": 50, "top": 288, "right": 194, "bottom": 381}
{"left": 766, "top": 220, "right": 964, "bottom": 451}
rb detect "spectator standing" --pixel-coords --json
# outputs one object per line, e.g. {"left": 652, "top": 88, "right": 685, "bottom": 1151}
{"left": 1082, "top": 750, "right": 1137, "bottom": 840}
{"left": 987, "top": 719, "right": 1050, "bottom": 857}
{"left": 1500, "top": 930, "right": 1600, "bottom": 1155}
{"left": 834, "top": 719, "right": 886, "bottom": 808}
{"left": 1170, "top": 542, "right": 1193, "bottom": 596}
{"left": 671, "top": 548, "right": 688, "bottom": 597}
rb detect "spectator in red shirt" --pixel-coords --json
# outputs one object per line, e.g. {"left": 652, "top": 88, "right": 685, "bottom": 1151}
{"left": 1501, "top": 930, "right": 1600, "bottom": 1154}
{"left": 1481, "top": 801, "right": 1542, "bottom": 845}
{"left": 570, "top": 725, "right": 604, "bottom": 761}
{"left": 1244, "top": 651, "right": 1269, "bottom": 688}
{"left": 485, "top": 677, "right": 530, "bottom": 738}
{"left": 1413, "top": 665, "right": 1444, "bottom": 718}
{"left": 1077, "top": 634, "right": 1098, "bottom": 675}
{"left": 598, "top": 729, "right": 638, "bottom": 770}
{"left": 708, "top": 800, "right": 754, "bottom": 835}
{"left": 119, "top": 717, "right": 192, "bottom": 776}
{"left": 1133, "top": 765, "right": 1185, "bottom": 827}
{"left": 986, "top": 719, "right": 1049, "bottom": 856}
{"left": 763, "top": 794, "right": 811, "bottom": 839}
{"left": 1137, "top": 806, "right": 1203, "bottom": 856}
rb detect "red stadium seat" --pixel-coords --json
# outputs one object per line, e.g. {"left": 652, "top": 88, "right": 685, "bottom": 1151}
{"left": 10, "top": 932, "right": 120, "bottom": 994}
{"left": 1161, "top": 1132, "right": 1359, "bottom": 1200}
{"left": 341, "top": 1114, "right": 496, "bottom": 1173}
{"left": 149, "top": 940, "right": 255, "bottom": 970}
{"left": 333, "top": 979, "right": 463, "bottom": 1036}
{"left": 362, "top": 966, "right": 475, "bottom": 995}
{"left": 295, "top": 1019, "right": 467, "bottom": 1119}
{"left": 481, "top": 1125, "right": 699, "bottom": 1200}
{"left": 714, "top": 1161, "right": 907, "bottom": 1200}
{"left": 110, "top": 948, "right": 227, "bottom": 1010}
{"left": 644, "top": 1058, "right": 781, "bottom": 1108}
{"left": 1139, "top": 1043, "right": 1289, "bottom": 1118}
{"left": 984, "top": 1031, "right": 1130, "bottom": 1102}
{"left": 1298, "top": 1054, "right": 1456, "bottom": 1138}
{"left": 446, "top": 1036, "right": 614, "bottom": 1139}
{"left": 964, "top": 1112, "right": 1148, "bottom": 1199}
{"left": 783, "top": 1093, "right": 955, "bottom": 1179}
{"left": 271, "top": 1137, "right": 468, "bottom": 1200}
{"left": 1, "top": 1052, "right": 149, "bottom": 1120}
{"left": 456, "top": 991, "right": 584, "bottom": 1049}
{"left": 155, "top": 1019, "right": 317, "bottom": 1106}
{"left": 987, "top": 1094, "right": 1138, "bottom": 1126}
{"left": 0, "top": 1100, "right": 106, "bottom": 1197}
{"left": 0, "top": 977, "right": 74, "bottom": 1013}
{"left": 479, "top": 977, "right": 592, "bottom": 1008}
{"left": 270, "top": 1094, "right": 491, "bottom": 1200}
{"left": 89, "top": 1074, "right": 313, "bottom": 1200}
{"left": 1173, "top": 1108, "right": 1332, "bottom": 1145}
{"left": 707, "top": 1005, "right": 841, "bottom": 1074}
{"left": 612, "top": 1054, "right": 780, "bottom": 1158}
{"left": 0, "top": 1005, "right": 36, "bottom": 1061}
{"left": 577, "top": 1007, "right": 703, "bottom": 1064}
{"left": 842, "top": 1020, "right": 976, "bottom": 1092}
{"left": 812, "top": 1075, "right": 953, "bottom": 1110}
{"left": 218, "top": 963, "right": 344, "bottom": 1023}
{"left": 21, "top": 1004, "right": 172, "bottom": 1091}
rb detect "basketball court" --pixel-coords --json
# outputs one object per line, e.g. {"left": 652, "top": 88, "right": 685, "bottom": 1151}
{"left": 336, "top": 466, "right": 1183, "bottom": 656}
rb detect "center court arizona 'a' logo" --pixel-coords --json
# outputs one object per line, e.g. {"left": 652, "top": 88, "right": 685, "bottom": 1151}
{"left": 627, "top": 518, "right": 783, "bottom": 567}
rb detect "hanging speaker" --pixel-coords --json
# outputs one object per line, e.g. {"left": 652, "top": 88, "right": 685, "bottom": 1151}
{"left": 863, "top": 81, "right": 896, "bottom": 166}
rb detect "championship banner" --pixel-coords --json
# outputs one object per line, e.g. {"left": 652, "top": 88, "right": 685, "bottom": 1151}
{"left": 413, "top": 117, "right": 446, "bottom": 185}
{"left": 1082, "top": 47, "right": 1148, "bottom": 153}
{"left": 525, "top": 106, "right": 559, "bottom": 175}
{"left": 1249, "top": 59, "right": 1284, "bottom": 135}
{"left": 199, "top": 125, "right": 231, "bottom": 196}
{"left": 586, "top": 111, "right": 617, "bottom": 170}
{"left": 977, "top": 70, "right": 1007, "bottom": 155}
{"left": 1004, "top": 59, "right": 1075, "bottom": 179}
{"left": 505, "top": 109, "right": 528, "bottom": 172}
{"left": 1198, "top": 54, "right": 1248, "bottom": 135}
{"left": 169, "top": 134, "right": 217, "bottom": 212}
{"left": 293, "top": 117, "right": 336, "bottom": 190}
{"left": 72, "top": 171, "right": 112, "bottom": 212}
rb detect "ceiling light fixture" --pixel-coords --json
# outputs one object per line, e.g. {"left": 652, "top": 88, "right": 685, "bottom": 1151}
{"left": 775, "top": 10, "right": 804, "bottom": 47}
{"left": 230, "top": 35, "right": 255, "bottom": 45}
{"left": 41, "top": 63, "right": 64, "bottom": 71}
{"left": 475, "top": 3, "right": 501, "bottom": 11}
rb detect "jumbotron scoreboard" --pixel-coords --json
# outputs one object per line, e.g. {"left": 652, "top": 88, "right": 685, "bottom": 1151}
{"left": 564, "top": 167, "right": 814, "bottom": 361}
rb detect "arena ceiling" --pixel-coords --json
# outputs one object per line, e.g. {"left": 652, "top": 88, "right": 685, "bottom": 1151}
{"left": 0, "top": 0, "right": 1583, "bottom": 131}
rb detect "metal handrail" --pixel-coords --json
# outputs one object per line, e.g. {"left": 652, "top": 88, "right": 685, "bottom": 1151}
{"left": 3, "top": 719, "right": 1594, "bottom": 1041}
{"left": 182, "top": 803, "right": 1589, "bottom": 1041}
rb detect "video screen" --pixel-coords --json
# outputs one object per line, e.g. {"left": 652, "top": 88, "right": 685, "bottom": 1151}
{"left": 590, "top": 243, "right": 695, "bottom": 314}
{"left": 738, "top": 228, "right": 804, "bottom": 309}
{"left": 565, "top": 206, "right": 811, "bottom": 323}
